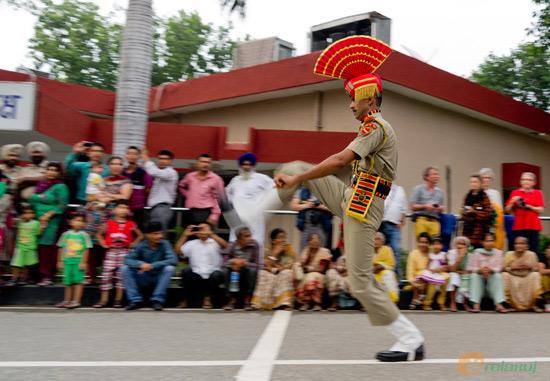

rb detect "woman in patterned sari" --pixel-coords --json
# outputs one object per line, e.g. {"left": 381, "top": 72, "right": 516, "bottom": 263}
{"left": 251, "top": 228, "right": 296, "bottom": 310}
{"left": 296, "top": 233, "right": 332, "bottom": 311}
{"left": 502, "top": 236, "right": 543, "bottom": 312}
{"left": 30, "top": 163, "right": 69, "bottom": 286}
{"left": 85, "top": 156, "right": 132, "bottom": 283}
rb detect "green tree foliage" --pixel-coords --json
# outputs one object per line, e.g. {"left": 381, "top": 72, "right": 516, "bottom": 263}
{"left": 28, "top": 1, "right": 237, "bottom": 90}
{"left": 153, "top": 10, "right": 236, "bottom": 83}
{"left": 28, "top": 0, "right": 122, "bottom": 90}
{"left": 471, "top": 0, "right": 550, "bottom": 111}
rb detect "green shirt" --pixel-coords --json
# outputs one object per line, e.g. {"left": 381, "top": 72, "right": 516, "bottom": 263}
{"left": 57, "top": 230, "right": 93, "bottom": 264}
{"left": 15, "top": 220, "right": 41, "bottom": 250}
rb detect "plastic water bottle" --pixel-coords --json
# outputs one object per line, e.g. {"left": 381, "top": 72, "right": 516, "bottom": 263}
{"left": 229, "top": 271, "right": 240, "bottom": 293}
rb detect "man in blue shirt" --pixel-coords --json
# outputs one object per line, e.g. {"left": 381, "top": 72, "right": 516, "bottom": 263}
{"left": 122, "top": 221, "right": 177, "bottom": 310}
{"left": 64, "top": 141, "right": 109, "bottom": 203}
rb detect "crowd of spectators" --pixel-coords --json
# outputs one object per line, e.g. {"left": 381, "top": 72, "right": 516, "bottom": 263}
{"left": 0, "top": 142, "right": 547, "bottom": 313}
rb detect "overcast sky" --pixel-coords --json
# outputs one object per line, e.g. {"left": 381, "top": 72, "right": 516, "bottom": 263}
{"left": 0, "top": 0, "right": 542, "bottom": 78}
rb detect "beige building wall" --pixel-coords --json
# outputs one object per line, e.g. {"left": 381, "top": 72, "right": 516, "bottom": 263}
{"left": 154, "top": 88, "right": 550, "bottom": 251}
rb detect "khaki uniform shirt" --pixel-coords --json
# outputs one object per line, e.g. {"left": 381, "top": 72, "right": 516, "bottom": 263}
{"left": 0, "top": 164, "right": 23, "bottom": 192}
{"left": 19, "top": 161, "right": 49, "bottom": 200}
{"left": 346, "top": 111, "right": 397, "bottom": 182}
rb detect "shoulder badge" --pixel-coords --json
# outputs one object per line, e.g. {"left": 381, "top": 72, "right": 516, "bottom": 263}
{"left": 360, "top": 122, "right": 378, "bottom": 135}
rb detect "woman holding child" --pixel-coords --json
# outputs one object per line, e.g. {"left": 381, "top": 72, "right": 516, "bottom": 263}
{"left": 85, "top": 157, "right": 132, "bottom": 284}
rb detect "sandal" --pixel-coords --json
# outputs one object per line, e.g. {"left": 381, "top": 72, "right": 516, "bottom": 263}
{"left": 438, "top": 304, "right": 449, "bottom": 311}
{"left": 469, "top": 308, "right": 481, "bottom": 313}
{"left": 223, "top": 302, "right": 235, "bottom": 311}
{"left": 67, "top": 302, "right": 81, "bottom": 309}
{"left": 17, "top": 278, "right": 28, "bottom": 285}
{"left": 38, "top": 278, "right": 53, "bottom": 286}
{"left": 533, "top": 307, "right": 544, "bottom": 313}
{"left": 244, "top": 303, "right": 255, "bottom": 311}
{"left": 113, "top": 300, "right": 123, "bottom": 308}
{"left": 327, "top": 306, "right": 337, "bottom": 312}
{"left": 93, "top": 300, "right": 108, "bottom": 309}
{"left": 5, "top": 279, "right": 17, "bottom": 287}
{"left": 55, "top": 301, "right": 70, "bottom": 308}
{"left": 409, "top": 298, "right": 423, "bottom": 310}
{"left": 495, "top": 307, "right": 508, "bottom": 313}
{"left": 298, "top": 304, "right": 309, "bottom": 311}
{"left": 422, "top": 305, "right": 433, "bottom": 311}
{"left": 311, "top": 305, "right": 322, "bottom": 311}
{"left": 284, "top": 306, "right": 294, "bottom": 311}
{"left": 202, "top": 301, "right": 214, "bottom": 309}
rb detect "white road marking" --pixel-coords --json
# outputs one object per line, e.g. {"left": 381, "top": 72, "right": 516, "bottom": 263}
{"left": 0, "top": 357, "right": 548, "bottom": 368}
{"left": 0, "top": 361, "right": 244, "bottom": 367}
{"left": 275, "top": 357, "right": 550, "bottom": 365}
{"left": 235, "top": 310, "right": 292, "bottom": 381}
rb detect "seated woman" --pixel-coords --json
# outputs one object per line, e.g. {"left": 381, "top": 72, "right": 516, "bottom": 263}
{"left": 446, "top": 236, "right": 473, "bottom": 311}
{"left": 406, "top": 232, "right": 431, "bottom": 309}
{"left": 470, "top": 232, "right": 507, "bottom": 313}
{"left": 373, "top": 232, "right": 399, "bottom": 303}
{"left": 251, "top": 228, "right": 296, "bottom": 311}
{"left": 296, "top": 233, "right": 331, "bottom": 311}
{"left": 502, "top": 236, "right": 543, "bottom": 312}
{"left": 538, "top": 242, "right": 550, "bottom": 313}
{"left": 418, "top": 236, "right": 448, "bottom": 310}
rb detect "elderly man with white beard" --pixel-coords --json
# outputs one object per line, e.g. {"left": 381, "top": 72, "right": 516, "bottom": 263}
{"left": 226, "top": 153, "right": 274, "bottom": 253}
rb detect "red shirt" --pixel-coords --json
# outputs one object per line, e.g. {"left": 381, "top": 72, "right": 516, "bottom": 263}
{"left": 505, "top": 189, "right": 545, "bottom": 231}
{"left": 105, "top": 219, "right": 137, "bottom": 248}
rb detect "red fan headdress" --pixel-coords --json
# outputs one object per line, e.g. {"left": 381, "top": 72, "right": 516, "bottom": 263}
{"left": 314, "top": 36, "right": 392, "bottom": 101}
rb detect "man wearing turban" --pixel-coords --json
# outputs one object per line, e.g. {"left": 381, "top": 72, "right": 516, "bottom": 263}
{"left": 18, "top": 141, "right": 51, "bottom": 201}
{"left": 0, "top": 144, "right": 24, "bottom": 192}
{"left": 225, "top": 153, "right": 274, "bottom": 251}
{"left": 0, "top": 144, "right": 23, "bottom": 262}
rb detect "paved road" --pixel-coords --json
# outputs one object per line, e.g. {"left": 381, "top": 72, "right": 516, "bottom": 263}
{"left": 0, "top": 308, "right": 547, "bottom": 380}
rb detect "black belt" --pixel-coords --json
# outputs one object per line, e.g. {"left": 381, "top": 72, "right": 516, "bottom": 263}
{"left": 351, "top": 172, "right": 392, "bottom": 200}
{"left": 416, "top": 215, "right": 439, "bottom": 222}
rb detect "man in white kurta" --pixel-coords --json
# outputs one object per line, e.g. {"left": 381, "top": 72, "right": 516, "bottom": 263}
{"left": 226, "top": 153, "right": 274, "bottom": 251}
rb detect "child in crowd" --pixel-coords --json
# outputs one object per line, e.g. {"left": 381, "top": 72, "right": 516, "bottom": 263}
{"left": 8, "top": 204, "right": 42, "bottom": 286}
{"left": 419, "top": 237, "right": 447, "bottom": 286}
{"left": 85, "top": 161, "right": 107, "bottom": 209}
{"left": 419, "top": 236, "right": 449, "bottom": 310}
{"left": 56, "top": 212, "right": 92, "bottom": 309}
{"left": 94, "top": 199, "right": 143, "bottom": 308}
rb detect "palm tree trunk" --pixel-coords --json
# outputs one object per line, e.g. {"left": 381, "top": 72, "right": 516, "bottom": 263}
{"left": 113, "top": 0, "right": 153, "bottom": 156}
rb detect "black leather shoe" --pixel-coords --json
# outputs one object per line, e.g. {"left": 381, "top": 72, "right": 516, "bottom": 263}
{"left": 376, "top": 344, "right": 424, "bottom": 362}
{"left": 126, "top": 301, "right": 143, "bottom": 311}
{"left": 151, "top": 301, "right": 163, "bottom": 311}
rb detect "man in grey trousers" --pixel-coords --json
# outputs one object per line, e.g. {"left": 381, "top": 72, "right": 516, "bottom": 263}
{"left": 142, "top": 148, "right": 178, "bottom": 236}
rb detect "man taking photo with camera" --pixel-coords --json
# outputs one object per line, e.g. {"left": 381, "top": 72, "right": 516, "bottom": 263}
{"left": 410, "top": 166, "right": 445, "bottom": 238}
{"left": 175, "top": 223, "right": 227, "bottom": 309}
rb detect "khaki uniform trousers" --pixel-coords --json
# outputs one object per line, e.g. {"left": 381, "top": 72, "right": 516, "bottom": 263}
{"left": 276, "top": 161, "right": 399, "bottom": 326}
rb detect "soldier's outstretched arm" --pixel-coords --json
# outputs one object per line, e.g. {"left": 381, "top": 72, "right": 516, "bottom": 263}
{"left": 274, "top": 148, "right": 357, "bottom": 189}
